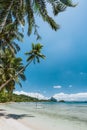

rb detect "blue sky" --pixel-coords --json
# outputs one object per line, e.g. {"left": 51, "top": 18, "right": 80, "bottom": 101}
{"left": 15, "top": 0, "right": 87, "bottom": 97}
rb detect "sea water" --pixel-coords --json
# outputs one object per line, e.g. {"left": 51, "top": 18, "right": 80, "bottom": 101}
{"left": 1, "top": 102, "right": 87, "bottom": 130}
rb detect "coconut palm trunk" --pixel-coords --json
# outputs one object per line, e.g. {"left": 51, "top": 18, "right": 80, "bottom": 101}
{"left": 0, "top": 59, "right": 32, "bottom": 91}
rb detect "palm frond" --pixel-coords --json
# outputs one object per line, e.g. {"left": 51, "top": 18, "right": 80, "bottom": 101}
{"left": 19, "top": 73, "right": 26, "bottom": 81}
{"left": 60, "top": 0, "right": 77, "bottom": 7}
{"left": 25, "top": 0, "right": 35, "bottom": 35}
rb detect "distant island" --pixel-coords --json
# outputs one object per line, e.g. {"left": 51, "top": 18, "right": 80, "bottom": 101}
{"left": 59, "top": 100, "right": 65, "bottom": 102}
{"left": 49, "top": 97, "right": 65, "bottom": 102}
{"left": 49, "top": 97, "right": 58, "bottom": 102}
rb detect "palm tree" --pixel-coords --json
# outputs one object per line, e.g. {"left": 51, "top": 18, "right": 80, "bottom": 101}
{"left": 0, "top": 0, "right": 76, "bottom": 39}
{"left": 0, "top": 48, "right": 26, "bottom": 92}
{"left": 0, "top": 43, "right": 45, "bottom": 91}
{"left": 25, "top": 43, "right": 45, "bottom": 64}
{"left": 0, "top": 19, "right": 23, "bottom": 55}
{"left": 0, "top": 0, "right": 76, "bottom": 92}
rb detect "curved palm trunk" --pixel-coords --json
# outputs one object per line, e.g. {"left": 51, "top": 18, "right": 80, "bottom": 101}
{"left": 0, "top": 78, "right": 12, "bottom": 91}
{"left": 0, "top": 0, "right": 14, "bottom": 33}
{"left": 0, "top": 59, "right": 32, "bottom": 91}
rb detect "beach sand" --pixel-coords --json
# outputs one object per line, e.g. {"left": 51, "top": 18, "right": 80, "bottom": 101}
{"left": 0, "top": 117, "right": 32, "bottom": 130}
{"left": 0, "top": 102, "right": 87, "bottom": 130}
{"left": 0, "top": 107, "right": 32, "bottom": 130}
{"left": 0, "top": 103, "right": 65, "bottom": 130}
{"left": 0, "top": 105, "right": 58, "bottom": 130}
{"left": 0, "top": 103, "right": 33, "bottom": 130}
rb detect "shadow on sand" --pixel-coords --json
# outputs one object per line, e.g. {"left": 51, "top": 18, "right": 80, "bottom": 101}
{"left": 0, "top": 113, "right": 35, "bottom": 119}
{"left": 0, "top": 109, "right": 6, "bottom": 111}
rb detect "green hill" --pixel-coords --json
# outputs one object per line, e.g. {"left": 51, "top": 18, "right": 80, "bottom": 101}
{"left": 0, "top": 93, "right": 47, "bottom": 103}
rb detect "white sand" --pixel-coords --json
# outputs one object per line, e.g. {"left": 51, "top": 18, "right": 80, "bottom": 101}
{"left": 0, "top": 103, "right": 64, "bottom": 130}
{"left": 0, "top": 117, "right": 33, "bottom": 130}
{"left": 0, "top": 104, "right": 33, "bottom": 130}
{"left": 0, "top": 103, "right": 87, "bottom": 130}
{"left": 0, "top": 109, "right": 53, "bottom": 130}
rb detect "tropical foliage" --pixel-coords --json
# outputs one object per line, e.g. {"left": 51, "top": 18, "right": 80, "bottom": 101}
{"left": 0, "top": 93, "right": 42, "bottom": 103}
{"left": 0, "top": 43, "right": 45, "bottom": 92}
{"left": 0, "top": 0, "right": 76, "bottom": 39}
{"left": 0, "top": 48, "right": 25, "bottom": 90}
{"left": 0, "top": 0, "right": 75, "bottom": 98}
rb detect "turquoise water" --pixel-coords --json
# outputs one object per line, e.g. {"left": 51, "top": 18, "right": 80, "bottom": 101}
{"left": 2, "top": 102, "right": 87, "bottom": 130}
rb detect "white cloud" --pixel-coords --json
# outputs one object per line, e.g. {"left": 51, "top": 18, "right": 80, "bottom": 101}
{"left": 80, "top": 72, "right": 84, "bottom": 75}
{"left": 69, "top": 85, "right": 72, "bottom": 88}
{"left": 14, "top": 91, "right": 48, "bottom": 100}
{"left": 53, "top": 92, "right": 87, "bottom": 101}
{"left": 14, "top": 91, "right": 87, "bottom": 101}
{"left": 53, "top": 85, "right": 62, "bottom": 89}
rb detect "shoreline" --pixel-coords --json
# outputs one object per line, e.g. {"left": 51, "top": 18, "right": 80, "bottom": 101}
{"left": 0, "top": 102, "right": 60, "bottom": 130}
{"left": 0, "top": 102, "right": 87, "bottom": 130}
